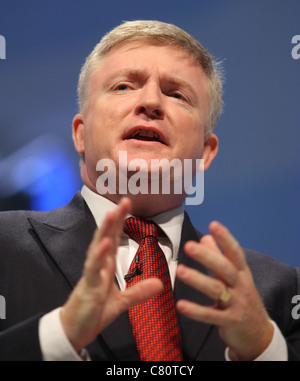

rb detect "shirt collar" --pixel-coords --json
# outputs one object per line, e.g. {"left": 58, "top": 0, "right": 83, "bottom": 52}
{"left": 81, "top": 185, "right": 184, "bottom": 260}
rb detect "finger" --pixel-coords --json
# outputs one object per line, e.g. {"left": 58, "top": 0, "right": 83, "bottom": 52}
{"left": 184, "top": 241, "right": 238, "bottom": 287}
{"left": 209, "top": 221, "right": 247, "bottom": 270}
{"left": 176, "top": 299, "right": 231, "bottom": 327}
{"left": 84, "top": 198, "right": 132, "bottom": 288}
{"left": 97, "top": 250, "right": 118, "bottom": 297}
{"left": 99, "top": 197, "right": 131, "bottom": 241}
{"left": 84, "top": 237, "right": 113, "bottom": 287}
{"left": 176, "top": 264, "right": 227, "bottom": 301}
{"left": 115, "top": 197, "right": 132, "bottom": 228}
{"left": 88, "top": 210, "right": 115, "bottom": 255}
{"left": 200, "top": 234, "right": 221, "bottom": 252}
{"left": 121, "top": 278, "right": 163, "bottom": 309}
{"left": 110, "top": 197, "right": 131, "bottom": 251}
{"left": 89, "top": 197, "right": 131, "bottom": 256}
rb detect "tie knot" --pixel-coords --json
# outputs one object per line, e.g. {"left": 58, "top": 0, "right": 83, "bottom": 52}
{"left": 123, "top": 217, "right": 159, "bottom": 244}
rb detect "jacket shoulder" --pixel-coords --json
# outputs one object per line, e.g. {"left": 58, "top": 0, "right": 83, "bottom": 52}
{"left": 0, "top": 191, "right": 85, "bottom": 232}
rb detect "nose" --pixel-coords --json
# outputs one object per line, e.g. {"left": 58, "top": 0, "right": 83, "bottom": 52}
{"left": 134, "top": 82, "right": 165, "bottom": 120}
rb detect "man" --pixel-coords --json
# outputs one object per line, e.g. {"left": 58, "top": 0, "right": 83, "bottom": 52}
{"left": 0, "top": 20, "right": 299, "bottom": 361}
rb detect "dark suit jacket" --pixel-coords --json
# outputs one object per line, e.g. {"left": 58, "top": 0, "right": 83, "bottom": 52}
{"left": 0, "top": 192, "right": 299, "bottom": 361}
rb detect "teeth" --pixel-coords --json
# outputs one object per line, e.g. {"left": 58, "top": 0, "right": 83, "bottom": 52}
{"left": 132, "top": 129, "right": 159, "bottom": 139}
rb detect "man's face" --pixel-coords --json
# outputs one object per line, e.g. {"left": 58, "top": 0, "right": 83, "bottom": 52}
{"left": 73, "top": 40, "right": 217, "bottom": 190}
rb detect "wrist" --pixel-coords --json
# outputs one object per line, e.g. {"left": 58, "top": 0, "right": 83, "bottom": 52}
{"left": 227, "top": 320, "right": 274, "bottom": 361}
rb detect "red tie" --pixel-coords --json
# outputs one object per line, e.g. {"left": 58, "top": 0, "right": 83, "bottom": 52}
{"left": 123, "top": 217, "right": 183, "bottom": 361}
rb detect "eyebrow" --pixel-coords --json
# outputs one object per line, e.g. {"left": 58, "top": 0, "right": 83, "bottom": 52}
{"left": 103, "top": 68, "right": 198, "bottom": 102}
{"left": 163, "top": 76, "right": 198, "bottom": 100}
{"left": 103, "top": 69, "right": 147, "bottom": 87}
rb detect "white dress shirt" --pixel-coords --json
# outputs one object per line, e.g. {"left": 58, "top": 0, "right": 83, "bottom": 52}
{"left": 39, "top": 185, "right": 287, "bottom": 361}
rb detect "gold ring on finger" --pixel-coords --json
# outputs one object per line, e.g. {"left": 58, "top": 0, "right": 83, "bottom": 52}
{"left": 218, "top": 287, "right": 231, "bottom": 303}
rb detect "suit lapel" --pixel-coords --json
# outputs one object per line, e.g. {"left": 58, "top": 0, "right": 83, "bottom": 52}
{"left": 175, "top": 212, "right": 215, "bottom": 360}
{"left": 27, "top": 192, "right": 139, "bottom": 360}
{"left": 28, "top": 193, "right": 95, "bottom": 289}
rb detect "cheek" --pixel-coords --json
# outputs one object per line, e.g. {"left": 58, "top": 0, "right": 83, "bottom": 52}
{"left": 176, "top": 120, "right": 205, "bottom": 158}
{"left": 86, "top": 104, "right": 120, "bottom": 139}
{"left": 91, "top": 97, "right": 131, "bottom": 130}
{"left": 175, "top": 112, "right": 204, "bottom": 141}
{"left": 84, "top": 102, "right": 129, "bottom": 161}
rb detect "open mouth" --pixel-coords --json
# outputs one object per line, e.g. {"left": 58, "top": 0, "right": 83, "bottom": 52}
{"left": 124, "top": 128, "right": 167, "bottom": 145}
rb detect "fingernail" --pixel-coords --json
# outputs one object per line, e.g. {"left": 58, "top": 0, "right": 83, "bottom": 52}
{"left": 177, "top": 265, "right": 187, "bottom": 277}
{"left": 185, "top": 241, "right": 197, "bottom": 254}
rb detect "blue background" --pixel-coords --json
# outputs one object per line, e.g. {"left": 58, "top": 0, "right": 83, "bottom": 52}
{"left": 0, "top": 0, "right": 299, "bottom": 266}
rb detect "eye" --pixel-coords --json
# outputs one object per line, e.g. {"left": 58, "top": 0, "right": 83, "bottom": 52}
{"left": 171, "top": 92, "right": 183, "bottom": 99}
{"left": 115, "top": 84, "right": 129, "bottom": 91}
{"left": 170, "top": 92, "right": 187, "bottom": 102}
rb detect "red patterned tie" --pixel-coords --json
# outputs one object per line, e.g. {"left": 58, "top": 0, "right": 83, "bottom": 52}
{"left": 123, "top": 217, "right": 183, "bottom": 361}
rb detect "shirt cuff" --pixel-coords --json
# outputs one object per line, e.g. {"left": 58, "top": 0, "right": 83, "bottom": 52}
{"left": 39, "top": 308, "right": 91, "bottom": 361}
{"left": 225, "top": 320, "right": 288, "bottom": 361}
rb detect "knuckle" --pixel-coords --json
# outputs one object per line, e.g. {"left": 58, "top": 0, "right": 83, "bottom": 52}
{"left": 212, "top": 280, "right": 224, "bottom": 296}
{"left": 230, "top": 239, "right": 241, "bottom": 253}
{"left": 84, "top": 260, "right": 93, "bottom": 274}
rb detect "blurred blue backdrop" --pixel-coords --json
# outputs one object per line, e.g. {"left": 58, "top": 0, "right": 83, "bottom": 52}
{"left": 0, "top": 0, "right": 299, "bottom": 266}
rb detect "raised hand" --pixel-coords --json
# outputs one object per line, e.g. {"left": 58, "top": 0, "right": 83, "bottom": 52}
{"left": 176, "top": 221, "right": 274, "bottom": 361}
{"left": 60, "top": 197, "right": 163, "bottom": 352}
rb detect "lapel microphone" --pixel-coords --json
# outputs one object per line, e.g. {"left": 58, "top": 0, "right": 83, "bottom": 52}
{"left": 124, "top": 255, "right": 142, "bottom": 281}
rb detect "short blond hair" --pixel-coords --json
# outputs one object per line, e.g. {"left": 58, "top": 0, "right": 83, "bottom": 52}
{"left": 77, "top": 20, "right": 223, "bottom": 134}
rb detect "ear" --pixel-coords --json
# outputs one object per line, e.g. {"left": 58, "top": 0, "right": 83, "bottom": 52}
{"left": 72, "top": 114, "right": 85, "bottom": 155}
{"left": 202, "top": 133, "right": 218, "bottom": 171}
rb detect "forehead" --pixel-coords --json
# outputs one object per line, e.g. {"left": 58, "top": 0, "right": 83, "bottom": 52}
{"left": 104, "top": 40, "right": 199, "bottom": 68}
{"left": 91, "top": 40, "right": 208, "bottom": 90}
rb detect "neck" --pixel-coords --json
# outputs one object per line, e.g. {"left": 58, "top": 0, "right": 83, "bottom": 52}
{"left": 105, "top": 192, "right": 184, "bottom": 217}
{"left": 85, "top": 184, "right": 184, "bottom": 217}
{"left": 81, "top": 165, "right": 186, "bottom": 217}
